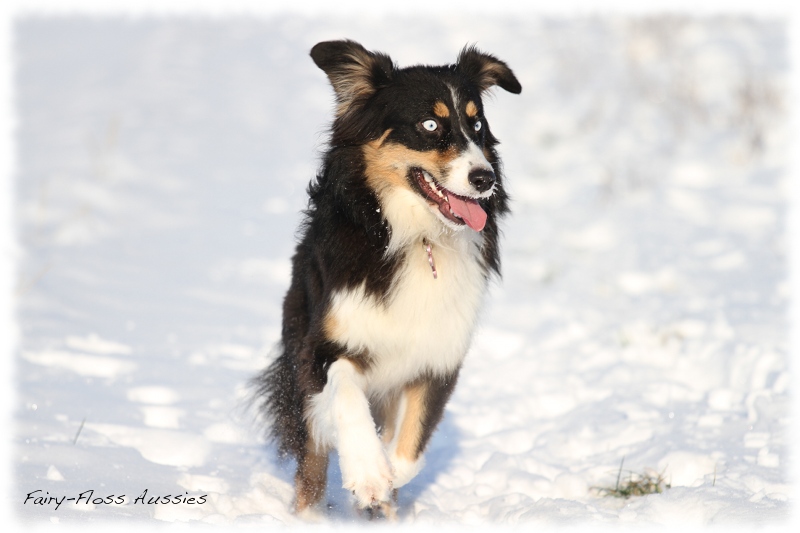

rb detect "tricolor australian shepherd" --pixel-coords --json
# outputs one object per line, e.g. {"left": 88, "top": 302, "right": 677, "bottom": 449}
{"left": 255, "top": 40, "right": 521, "bottom": 518}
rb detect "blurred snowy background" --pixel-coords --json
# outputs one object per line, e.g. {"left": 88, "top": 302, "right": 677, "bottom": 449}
{"left": 11, "top": 13, "right": 789, "bottom": 526}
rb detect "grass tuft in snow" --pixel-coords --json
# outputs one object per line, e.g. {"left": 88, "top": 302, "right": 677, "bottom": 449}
{"left": 593, "top": 458, "right": 671, "bottom": 499}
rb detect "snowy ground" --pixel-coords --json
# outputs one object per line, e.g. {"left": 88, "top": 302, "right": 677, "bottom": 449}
{"left": 10, "top": 14, "right": 791, "bottom": 528}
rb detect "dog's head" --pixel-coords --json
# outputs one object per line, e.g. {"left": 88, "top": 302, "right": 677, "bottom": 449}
{"left": 311, "top": 40, "right": 520, "bottom": 238}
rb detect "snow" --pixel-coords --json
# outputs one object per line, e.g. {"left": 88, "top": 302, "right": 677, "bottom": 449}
{"left": 8, "top": 11, "right": 792, "bottom": 529}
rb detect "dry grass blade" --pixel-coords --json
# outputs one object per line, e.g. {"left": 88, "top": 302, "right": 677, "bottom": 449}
{"left": 593, "top": 457, "right": 671, "bottom": 499}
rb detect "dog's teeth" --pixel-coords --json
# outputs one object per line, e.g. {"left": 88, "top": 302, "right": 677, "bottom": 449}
{"left": 424, "top": 174, "right": 433, "bottom": 183}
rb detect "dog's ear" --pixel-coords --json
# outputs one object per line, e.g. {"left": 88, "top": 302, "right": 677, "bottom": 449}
{"left": 456, "top": 45, "right": 522, "bottom": 95}
{"left": 310, "top": 40, "right": 395, "bottom": 115}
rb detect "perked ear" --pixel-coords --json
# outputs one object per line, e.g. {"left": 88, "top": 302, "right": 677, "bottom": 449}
{"left": 456, "top": 45, "right": 522, "bottom": 95}
{"left": 310, "top": 40, "right": 395, "bottom": 116}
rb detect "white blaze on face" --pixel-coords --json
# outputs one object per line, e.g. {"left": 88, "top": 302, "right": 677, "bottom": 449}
{"left": 442, "top": 84, "right": 495, "bottom": 199}
{"left": 443, "top": 141, "right": 494, "bottom": 199}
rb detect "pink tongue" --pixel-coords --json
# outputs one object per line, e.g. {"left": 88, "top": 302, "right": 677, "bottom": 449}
{"left": 447, "top": 194, "right": 487, "bottom": 232}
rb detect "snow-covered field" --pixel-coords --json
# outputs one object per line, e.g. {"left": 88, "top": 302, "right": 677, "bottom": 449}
{"left": 10, "top": 13, "right": 791, "bottom": 528}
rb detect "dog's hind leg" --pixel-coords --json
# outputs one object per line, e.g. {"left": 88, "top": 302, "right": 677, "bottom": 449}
{"left": 386, "top": 371, "right": 459, "bottom": 489}
{"left": 308, "top": 358, "right": 393, "bottom": 509}
{"left": 294, "top": 437, "right": 329, "bottom": 516}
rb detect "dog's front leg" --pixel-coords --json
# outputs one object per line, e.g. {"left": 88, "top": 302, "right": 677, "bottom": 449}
{"left": 309, "top": 358, "right": 393, "bottom": 508}
{"left": 385, "top": 372, "right": 459, "bottom": 488}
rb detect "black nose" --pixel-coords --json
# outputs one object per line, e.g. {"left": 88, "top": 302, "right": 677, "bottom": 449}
{"left": 468, "top": 168, "right": 496, "bottom": 193}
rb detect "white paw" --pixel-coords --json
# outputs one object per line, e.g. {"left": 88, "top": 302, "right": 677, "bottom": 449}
{"left": 339, "top": 436, "right": 394, "bottom": 508}
{"left": 389, "top": 452, "right": 425, "bottom": 488}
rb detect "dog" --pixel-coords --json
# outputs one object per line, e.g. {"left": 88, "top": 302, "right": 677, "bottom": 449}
{"left": 254, "top": 39, "right": 520, "bottom": 518}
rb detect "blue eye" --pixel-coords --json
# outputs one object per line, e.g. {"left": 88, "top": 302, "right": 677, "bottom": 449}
{"left": 474, "top": 120, "right": 482, "bottom": 132}
{"left": 422, "top": 119, "right": 438, "bottom": 131}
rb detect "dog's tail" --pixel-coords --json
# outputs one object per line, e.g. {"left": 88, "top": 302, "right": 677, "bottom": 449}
{"left": 251, "top": 345, "right": 308, "bottom": 459}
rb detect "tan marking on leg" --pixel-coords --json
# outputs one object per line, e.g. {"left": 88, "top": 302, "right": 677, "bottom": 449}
{"left": 465, "top": 101, "right": 478, "bottom": 117}
{"left": 394, "top": 381, "right": 428, "bottom": 461}
{"left": 294, "top": 438, "right": 329, "bottom": 513}
{"left": 433, "top": 101, "right": 450, "bottom": 118}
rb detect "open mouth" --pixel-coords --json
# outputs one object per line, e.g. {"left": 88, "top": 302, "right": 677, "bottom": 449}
{"left": 411, "top": 168, "right": 488, "bottom": 232}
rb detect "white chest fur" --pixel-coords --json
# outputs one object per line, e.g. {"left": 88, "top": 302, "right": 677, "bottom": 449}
{"left": 326, "top": 233, "right": 487, "bottom": 394}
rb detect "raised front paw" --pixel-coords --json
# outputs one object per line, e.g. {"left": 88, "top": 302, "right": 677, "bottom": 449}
{"left": 340, "top": 444, "right": 394, "bottom": 508}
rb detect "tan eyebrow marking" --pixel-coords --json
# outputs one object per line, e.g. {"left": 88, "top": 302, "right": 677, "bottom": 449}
{"left": 433, "top": 101, "right": 450, "bottom": 118}
{"left": 466, "top": 101, "right": 478, "bottom": 117}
